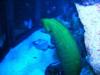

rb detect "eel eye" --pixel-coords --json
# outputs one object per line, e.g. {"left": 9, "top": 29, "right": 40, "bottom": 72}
{"left": 48, "top": 29, "right": 52, "bottom": 33}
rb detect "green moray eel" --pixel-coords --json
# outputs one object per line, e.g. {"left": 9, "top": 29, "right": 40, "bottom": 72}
{"left": 42, "top": 18, "right": 81, "bottom": 75}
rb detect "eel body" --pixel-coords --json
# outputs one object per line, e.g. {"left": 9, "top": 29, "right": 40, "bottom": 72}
{"left": 42, "top": 18, "right": 81, "bottom": 75}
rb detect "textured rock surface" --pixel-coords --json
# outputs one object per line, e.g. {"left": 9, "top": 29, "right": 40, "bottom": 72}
{"left": 0, "top": 29, "right": 56, "bottom": 75}
{"left": 75, "top": 3, "right": 100, "bottom": 74}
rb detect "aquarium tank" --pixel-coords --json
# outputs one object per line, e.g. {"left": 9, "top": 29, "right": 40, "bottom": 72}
{"left": 0, "top": 0, "right": 100, "bottom": 75}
